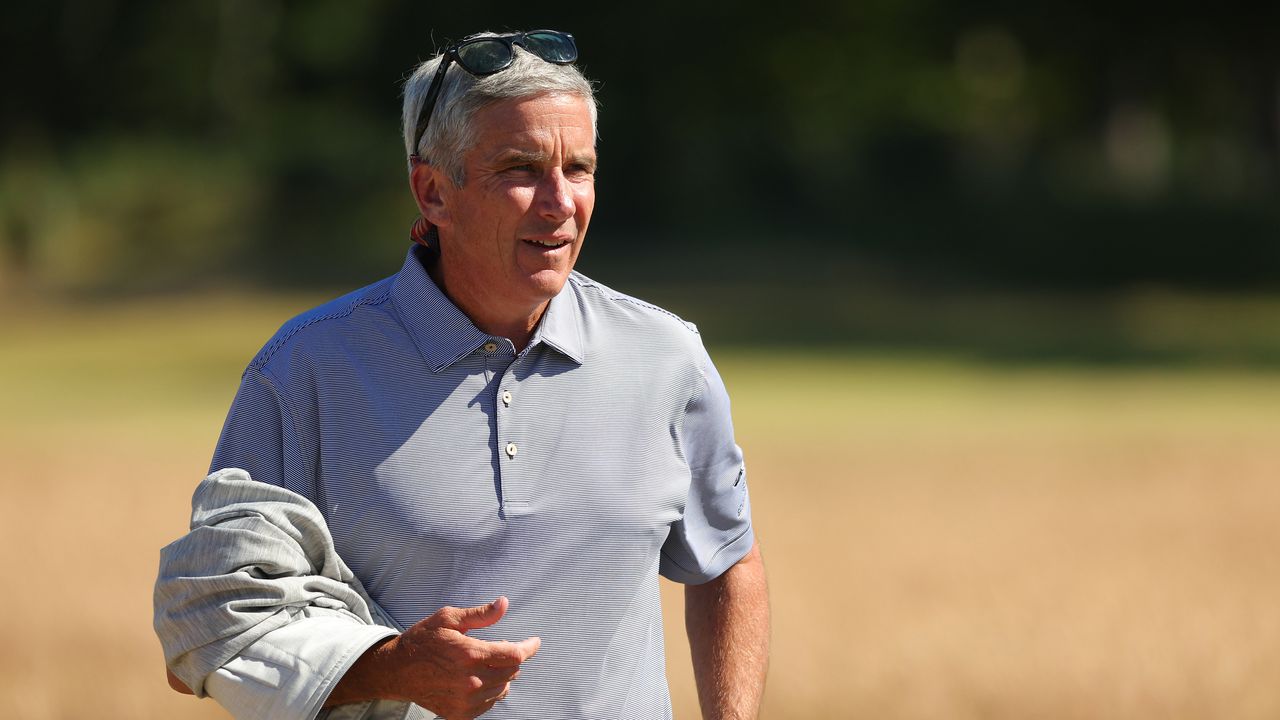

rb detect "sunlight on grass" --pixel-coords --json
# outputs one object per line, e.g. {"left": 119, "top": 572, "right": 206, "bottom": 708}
{"left": 4, "top": 295, "right": 1280, "bottom": 719}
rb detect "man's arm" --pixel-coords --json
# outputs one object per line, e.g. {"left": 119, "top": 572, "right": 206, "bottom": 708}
{"left": 685, "top": 540, "right": 770, "bottom": 720}
{"left": 164, "top": 592, "right": 540, "bottom": 717}
{"left": 159, "top": 470, "right": 542, "bottom": 719}
{"left": 156, "top": 469, "right": 400, "bottom": 719}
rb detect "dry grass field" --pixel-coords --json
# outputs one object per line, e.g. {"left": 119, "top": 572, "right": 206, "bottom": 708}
{"left": 2, "top": 295, "right": 1279, "bottom": 719}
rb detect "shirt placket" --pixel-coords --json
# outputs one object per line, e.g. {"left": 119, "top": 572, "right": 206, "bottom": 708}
{"left": 486, "top": 339, "right": 529, "bottom": 516}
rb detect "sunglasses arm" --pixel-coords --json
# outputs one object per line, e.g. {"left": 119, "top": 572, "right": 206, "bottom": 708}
{"left": 412, "top": 53, "right": 456, "bottom": 153}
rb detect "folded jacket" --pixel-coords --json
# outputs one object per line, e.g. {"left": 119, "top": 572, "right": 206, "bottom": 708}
{"left": 154, "top": 467, "right": 430, "bottom": 720}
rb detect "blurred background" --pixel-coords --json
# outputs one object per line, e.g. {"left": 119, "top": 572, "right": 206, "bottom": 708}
{"left": 2, "top": 2, "right": 1279, "bottom": 718}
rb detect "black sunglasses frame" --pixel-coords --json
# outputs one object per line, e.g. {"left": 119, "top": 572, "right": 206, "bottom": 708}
{"left": 409, "top": 30, "right": 578, "bottom": 158}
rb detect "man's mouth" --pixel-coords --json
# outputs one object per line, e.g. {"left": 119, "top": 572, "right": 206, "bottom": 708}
{"left": 523, "top": 238, "right": 570, "bottom": 249}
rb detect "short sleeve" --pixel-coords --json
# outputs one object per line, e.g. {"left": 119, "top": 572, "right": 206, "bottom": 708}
{"left": 659, "top": 345, "right": 754, "bottom": 584}
{"left": 211, "top": 367, "right": 316, "bottom": 500}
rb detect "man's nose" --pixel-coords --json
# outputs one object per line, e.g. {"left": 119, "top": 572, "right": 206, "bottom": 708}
{"left": 536, "top": 169, "right": 575, "bottom": 222}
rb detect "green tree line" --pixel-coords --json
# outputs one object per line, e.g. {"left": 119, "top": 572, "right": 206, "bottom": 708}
{"left": 2, "top": 1, "right": 1278, "bottom": 293}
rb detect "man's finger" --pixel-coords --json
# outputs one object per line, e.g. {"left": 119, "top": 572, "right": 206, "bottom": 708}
{"left": 443, "top": 596, "right": 508, "bottom": 632}
{"left": 480, "top": 682, "right": 512, "bottom": 704}
{"left": 478, "top": 636, "right": 542, "bottom": 667}
{"left": 473, "top": 664, "right": 521, "bottom": 687}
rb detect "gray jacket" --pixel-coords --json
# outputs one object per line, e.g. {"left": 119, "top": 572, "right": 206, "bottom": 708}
{"left": 154, "top": 468, "right": 432, "bottom": 720}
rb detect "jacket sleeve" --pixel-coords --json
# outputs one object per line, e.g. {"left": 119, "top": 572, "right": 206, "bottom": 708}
{"left": 154, "top": 468, "right": 409, "bottom": 720}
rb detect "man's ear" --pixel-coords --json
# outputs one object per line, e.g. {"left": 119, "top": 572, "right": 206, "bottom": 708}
{"left": 410, "top": 161, "right": 452, "bottom": 228}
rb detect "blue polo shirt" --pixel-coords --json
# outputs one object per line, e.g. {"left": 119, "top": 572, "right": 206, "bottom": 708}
{"left": 210, "top": 245, "right": 755, "bottom": 718}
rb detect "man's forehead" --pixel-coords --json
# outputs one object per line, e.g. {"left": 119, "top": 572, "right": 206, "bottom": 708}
{"left": 468, "top": 97, "right": 595, "bottom": 162}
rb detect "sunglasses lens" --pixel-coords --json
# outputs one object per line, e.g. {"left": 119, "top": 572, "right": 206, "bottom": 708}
{"left": 456, "top": 40, "right": 514, "bottom": 74}
{"left": 522, "top": 32, "right": 577, "bottom": 63}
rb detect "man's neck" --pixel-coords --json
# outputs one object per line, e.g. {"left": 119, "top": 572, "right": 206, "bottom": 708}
{"left": 423, "top": 252, "right": 547, "bottom": 354}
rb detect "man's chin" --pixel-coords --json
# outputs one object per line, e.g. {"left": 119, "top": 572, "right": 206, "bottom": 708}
{"left": 519, "top": 269, "right": 573, "bottom": 299}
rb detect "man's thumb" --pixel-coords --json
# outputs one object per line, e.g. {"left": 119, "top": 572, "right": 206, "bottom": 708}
{"left": 452, "top": 596, "right": 508, "bottom": 632}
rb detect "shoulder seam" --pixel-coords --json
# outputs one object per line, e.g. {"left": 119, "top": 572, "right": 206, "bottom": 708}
{"left": 569, "top": 273, "right": 700, "bottom": 336}
{"left": 250, "top": 284, "right": 394, "bottom": 370}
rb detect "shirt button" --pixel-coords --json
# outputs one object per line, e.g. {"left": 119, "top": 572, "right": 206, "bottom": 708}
{"left": 483, "top": 341, "right": 498, "bottom": 353}
{"left": 505, "top": 442, "right": 518, "bottom": 458}
{"left": 501, "top": 390, "right": 512, "bottom": 406}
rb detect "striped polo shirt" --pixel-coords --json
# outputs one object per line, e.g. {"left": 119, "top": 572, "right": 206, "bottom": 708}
{"left": 210, "top": 245, "right": 755, "bottom": 718}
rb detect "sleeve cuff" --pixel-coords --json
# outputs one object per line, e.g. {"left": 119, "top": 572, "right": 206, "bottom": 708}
{"left": 204, "top": 613, "right": 398, "bottom": 720}
{"left": 660, "top": 522, "right": 755, "bottom": 585}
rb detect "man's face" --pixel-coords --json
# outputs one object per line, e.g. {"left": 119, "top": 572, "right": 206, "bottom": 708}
{"left": 432, "top": 93, "right": 597, "bottom": 312}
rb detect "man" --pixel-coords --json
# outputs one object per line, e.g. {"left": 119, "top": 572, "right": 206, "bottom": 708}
{"left": 155, "top": 30, "right": 769, "bottom": 720}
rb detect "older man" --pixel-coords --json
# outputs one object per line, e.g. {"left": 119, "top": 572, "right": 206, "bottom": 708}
{"left": 156, "top": 30, "right": 768, "bottom": 720}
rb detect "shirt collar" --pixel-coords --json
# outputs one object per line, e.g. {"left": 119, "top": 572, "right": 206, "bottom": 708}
{"left": 390, "top": 245, "right": 585, "bottom": 372}
{"left": 532, "top": 278, "right": 586, "bottom": 365}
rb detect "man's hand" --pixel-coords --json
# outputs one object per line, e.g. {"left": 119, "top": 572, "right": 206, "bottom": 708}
{"left": 324, "top": 596, "right": 541, "bottom": 719}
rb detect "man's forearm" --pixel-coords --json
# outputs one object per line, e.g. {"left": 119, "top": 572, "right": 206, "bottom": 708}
{"left": 685, "top": 540, "right": 770, "bottom": 720}
{"left": 323, "top": 635, "right": 401, "bottom": 707}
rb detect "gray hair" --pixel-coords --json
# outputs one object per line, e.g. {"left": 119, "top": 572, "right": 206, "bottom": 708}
{"left": 401, "top": 34, "right": 599, "bottom": 186}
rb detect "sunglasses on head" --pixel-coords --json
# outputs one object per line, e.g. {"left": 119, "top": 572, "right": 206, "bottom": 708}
{"left": 410, "top": 30, "right": 579, "bottom": 158}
